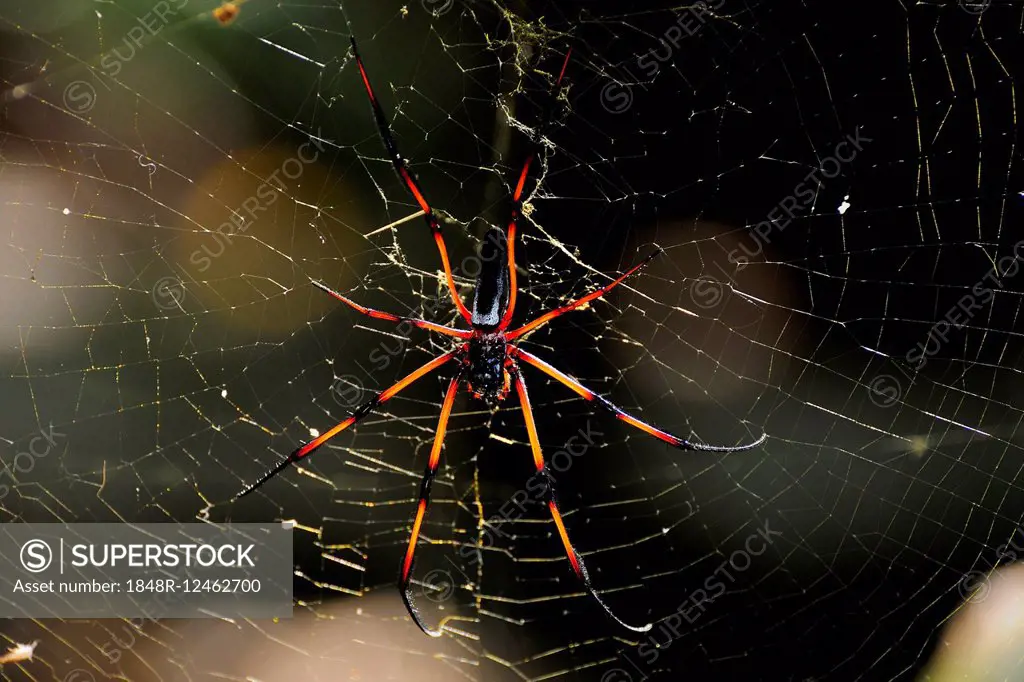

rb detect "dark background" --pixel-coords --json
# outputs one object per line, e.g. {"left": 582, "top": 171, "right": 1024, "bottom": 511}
{"left": 1, "top": 0, "right": 1022, "bottom": 680}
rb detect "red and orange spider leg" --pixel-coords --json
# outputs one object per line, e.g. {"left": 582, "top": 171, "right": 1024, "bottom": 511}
{"left": 312, "top": 281, "right": 471, "bottom": 339}
{"left": 513, "top": 368, "right": 653, "bottom": 633}
{"left": 514, "top": 348, "right": 767, "bottom": 452}
{"left": 235, "top": 349, "right": 461, "bottom": 499}
{"left": 498, "top": 48, "right": 573, "bottom": 331}
{"left": 506, "top": 248, "right": 663, "bottom": 341}
{"left": 349, "top": 37, "right": 472, "bottom": 323}
{"left": 399, "top": 371, "right": 462, "bottom": 637}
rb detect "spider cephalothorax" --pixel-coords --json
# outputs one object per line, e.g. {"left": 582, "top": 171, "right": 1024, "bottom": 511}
{"left": 237, "top": 35, "right": 767, "bottom": 638}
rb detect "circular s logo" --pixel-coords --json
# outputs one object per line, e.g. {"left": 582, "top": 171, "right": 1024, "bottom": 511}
{"left": 600, "top": 81, "right": 633, "bottom": 114}
{"left": 64, "top": 670, "right": 96, "bottom": 682}
{"left": 20, "top": 539, "right": 53, "bottom": 573}
{"left": 63, "top": 81, "right": 97, "bottom": 113}
{"left": 420, "top": 569, "right": 455, "bottom": 602}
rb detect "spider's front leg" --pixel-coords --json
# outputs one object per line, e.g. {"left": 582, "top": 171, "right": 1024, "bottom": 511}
{"left": 349, "top": 36, "right": 473, "bottom": 324}
{"left": 235, "top": 349, "right": 461, "bottom": 499}
{"left": 512, "top": 365, "right": 653, "bottom": 633}
{"left": 496, "top": 48, "right": 573, "bottom": 331}
{"left": 312, "top": 280, "right": 470, "bottom": 339}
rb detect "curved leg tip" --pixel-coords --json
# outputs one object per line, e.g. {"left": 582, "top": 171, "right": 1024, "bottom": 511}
{"left": 685, "top": 430, "right": 768, "bottom": 453}
{"left": 403, "top": 597, "right": 446, "bottom": 637}
{"left": 617, "top": 617, "right": 653, "bottom": 633}
{"left": 413, "top": 617, "right": 446, "bottom": 638}
{"left": 586, "top": 584, "right": 653, "bottom": 634}
{"left": 738, "top": 431, "right": 769, "bottom": 450}
{"left": 400, "top": 578, "right": 447, "bottom": 638}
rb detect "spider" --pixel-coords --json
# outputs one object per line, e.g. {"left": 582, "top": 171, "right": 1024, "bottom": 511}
{"left": 236, "top": 36, "right": 767, "bottom": 636}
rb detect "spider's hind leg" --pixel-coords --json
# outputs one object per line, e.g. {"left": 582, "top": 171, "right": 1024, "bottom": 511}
{"left": 512, "top": 367, "right": 653, "bottom": 633}
{"left": 515, "top": 347, "right": 767, "bottom": 453}
{"left": 399, "top": 372, "right": 463, "bottom": 637}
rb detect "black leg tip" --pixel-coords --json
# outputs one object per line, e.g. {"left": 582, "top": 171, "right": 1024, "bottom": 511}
{"left": 233, "top": 452, "right": 298, "bottom": 500}
{"left": 400, "top": 571, "right": 447, "bottom": 638}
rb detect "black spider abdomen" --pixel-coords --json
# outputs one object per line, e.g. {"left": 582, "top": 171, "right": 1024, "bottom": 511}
{"left": 467, "top": 333, "right": 508, "bottom": 404}
{"left": 470, "top": 227, "right": 510, "bottom": 329}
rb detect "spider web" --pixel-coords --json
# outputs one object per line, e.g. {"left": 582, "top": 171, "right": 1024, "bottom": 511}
{"left": 0, "top": 0, "right": 1022, "bottom": 680}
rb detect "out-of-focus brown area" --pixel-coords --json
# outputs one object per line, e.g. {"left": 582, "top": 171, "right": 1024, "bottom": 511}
{"left": 920, "top": 565, "right": 1024, "bottom": 682}
{"left": 23, "top": 593, "right": 464, "bottom": 682}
